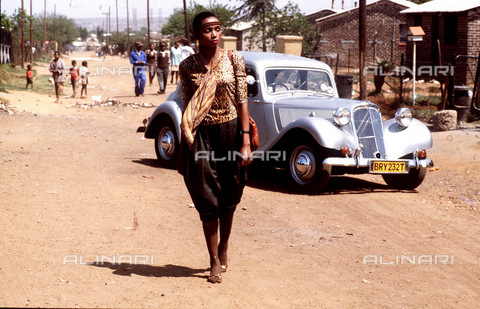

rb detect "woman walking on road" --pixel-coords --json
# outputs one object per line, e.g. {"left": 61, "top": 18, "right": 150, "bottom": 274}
{"left": 146, "top": 43, "right": 157, "bottom": 86}
{"left": 179, "top": 12, "right": 252, "bottom": 284}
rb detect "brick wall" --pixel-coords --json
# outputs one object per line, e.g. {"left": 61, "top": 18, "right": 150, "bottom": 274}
{"left": 315, "top": 0, "right": 409, "bottom": 70}
{"left": 405, "top": 9, "right": 479, "bottom": 84}
{"left": 467, "top": 8, "right": 480, "bottom": 85}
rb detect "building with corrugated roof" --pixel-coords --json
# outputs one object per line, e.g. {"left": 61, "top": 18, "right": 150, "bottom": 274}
{"left": 401, "top": 0, "right": 480, "bottom": 84}
{"left": 313, "top": 0, "right": 418, "bottom": 70}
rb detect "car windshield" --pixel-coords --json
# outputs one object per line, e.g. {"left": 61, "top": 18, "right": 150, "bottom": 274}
{"left": 265, "top": 69, "right": 334, "bottom": 95}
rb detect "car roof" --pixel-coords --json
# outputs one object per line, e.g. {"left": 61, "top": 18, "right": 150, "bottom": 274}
{"left": 240, "top": 51, "right": 332, "bottom": 72}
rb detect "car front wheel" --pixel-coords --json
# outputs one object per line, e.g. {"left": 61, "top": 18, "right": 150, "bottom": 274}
{"left": 382, "top": 167, "right": 427, "bottom": 190}
{"left": 154, "top": 119, "right": 178, "bottom": 167}
{"left": 286, "top": 140, "right": 330, "bottom": 193}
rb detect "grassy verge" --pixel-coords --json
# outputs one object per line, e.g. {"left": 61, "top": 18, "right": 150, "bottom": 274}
{"left": 0, "top": 63, "right": 54, "bottom": 99}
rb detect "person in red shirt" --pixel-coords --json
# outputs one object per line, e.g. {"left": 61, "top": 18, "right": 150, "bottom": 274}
{"left": 69, "top": 60, "right": 80, "bottom": 97}
{"left": 26, "top": 64, "right": 33, "bottom": 89}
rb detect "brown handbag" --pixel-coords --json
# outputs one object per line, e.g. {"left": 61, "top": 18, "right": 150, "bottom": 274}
{"left": 249, "top": 116, "right": 259, "bottom": 151}
{"left": 228, "top": 50, "right": 259, "bottom": 151}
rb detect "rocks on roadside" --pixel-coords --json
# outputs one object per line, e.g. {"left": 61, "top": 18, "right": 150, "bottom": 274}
{"left": 0, "top": 102, "right": 14, "bottom": 115}
{"left": 68, "top": 98, "right": 155, "bottom": 109}
{"left": 432, "top": 110, "right": 457, "bottom": 131}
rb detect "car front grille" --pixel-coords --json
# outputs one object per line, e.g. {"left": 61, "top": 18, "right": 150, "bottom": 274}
{"left": 352, "top": 106, "right": 386, "bottom": 158}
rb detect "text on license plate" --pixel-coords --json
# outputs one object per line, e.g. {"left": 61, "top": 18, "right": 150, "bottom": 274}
{"left": 371, "top": 161, "right": 407, "bottom": 173}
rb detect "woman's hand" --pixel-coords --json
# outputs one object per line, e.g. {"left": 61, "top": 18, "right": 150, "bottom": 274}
{"left": 239, "top": 144, "right": 251, "bottom": 167}
{"left": 238, "top": 130, "right": 252, "bottom": 167}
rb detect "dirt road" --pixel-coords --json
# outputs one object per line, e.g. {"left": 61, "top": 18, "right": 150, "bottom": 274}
{"left": 1, "top": 53, "right": 479, "bottom": 308}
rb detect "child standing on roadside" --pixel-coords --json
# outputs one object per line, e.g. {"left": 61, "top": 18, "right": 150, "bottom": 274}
{"left": 26, "top": 64, "right": 33, "bottom": 89}
{"left": 69, "top": 60, "right": 79, "bottom": 97}
{"left": 79, "top": 61, "right": 89, "bottom": 98}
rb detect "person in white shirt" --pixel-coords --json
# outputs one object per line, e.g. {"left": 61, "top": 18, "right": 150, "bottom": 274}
{"left": 177, "top": 38, "right": 195, "bottom": 60}
{"left": 170, "top": 41, "right": 182, "bottom": 84}
{"left": 79, "top": 61, "right": 90, "bottom": 98}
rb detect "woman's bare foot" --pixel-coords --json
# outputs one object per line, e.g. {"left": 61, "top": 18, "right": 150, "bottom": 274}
{"left": 218, "top": 243, "right": 228, "bottom": 272}
{"left": 207, "top": 256, "right": 222, "bottom": 283}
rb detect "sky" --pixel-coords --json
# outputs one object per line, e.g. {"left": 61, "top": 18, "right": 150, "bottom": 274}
{"left": 0, "top": 0, "right": 377, "bottom": 20}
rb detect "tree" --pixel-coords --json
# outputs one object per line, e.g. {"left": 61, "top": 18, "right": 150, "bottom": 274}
{"left": 235, "top": 0, "right": 276, "bottom": 52}
{"left": 78, "top": 27, "right": 88, "bottom": 41}
{"left": 0, "top": 11, "right": 13, "bottom": 29}
{"left": 161, "top": 1, "right": 234, "bottom": 41}
{"left": 47, "top": 14, "right": 78, "bottom": 48}
{"left": 265, "top": 2, "right": 316, "bottom": 54}
{"left": 110, "top": 32, "right": 128, "bottom": 55}
{"left": 4, "top": 9, "right": 34, "bottom": 64}
{"left": 95, "top": 26, "right": 104, "bottom": 43}
{"left": 28, "top": 12, "right": 78, "bottom": 49}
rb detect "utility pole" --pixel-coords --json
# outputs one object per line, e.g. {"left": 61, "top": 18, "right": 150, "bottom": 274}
{"left": 109, "top": 6, "right": 111, "bottom": 49}
{"left": 44, "top": 0, "right": 46, "bottom": 48}
{"left": 359, "top": 0, "right": 367, "bottom": 100}
{"left": 102, "top": 12, "right": 108, "bottom": 46}
{"left": 21, "top": 0, "right": 25, "bottom": 68}
{"left": 126, "top": 0, "right": 130, "bottom": 54}
{"left": 183, "top": 0, "right": 190, "bottom": 45}
{"left": 54, "top": 4, "right": 56, "bottom": 45}
{"left": 30, "top": 0, "right": 33, "bottom": 64}
{"left": 147, "top": 0, "right": 150, "bottom": 46}
{"left": 116, "top": 0, "right": 119, "bottom": 35}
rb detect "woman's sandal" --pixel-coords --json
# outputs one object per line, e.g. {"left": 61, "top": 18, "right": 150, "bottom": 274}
{"left": 220, "top": 265, "right": 228, "bottom": 273}
{"left": 207, "top": 273, "right": 222, "bottom": 284}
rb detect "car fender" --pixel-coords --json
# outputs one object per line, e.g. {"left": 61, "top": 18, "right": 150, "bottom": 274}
{"left": 383, "top": 118, "right": 433, "bottom": 158}
{"left": 144, "top": 101, "right": 182, "bottom": 140}
{"left": 267, "top": 116, "right": 356, "bottom": 151}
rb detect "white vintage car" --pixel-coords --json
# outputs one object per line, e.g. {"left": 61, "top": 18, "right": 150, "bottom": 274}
{"left": 142, "top": 52, "right": 434, "bottom": 192}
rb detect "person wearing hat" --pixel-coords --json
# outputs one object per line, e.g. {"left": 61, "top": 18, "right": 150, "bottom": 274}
{"left": 129, "top": 41, "right": 147, "bottom": 96}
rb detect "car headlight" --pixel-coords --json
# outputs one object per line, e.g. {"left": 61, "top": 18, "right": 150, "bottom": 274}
{"left": 333, "top": 107, "right": 351, "bottom": 126}
{"left": 395, "top": 108, "right": 413, "bottom": 128}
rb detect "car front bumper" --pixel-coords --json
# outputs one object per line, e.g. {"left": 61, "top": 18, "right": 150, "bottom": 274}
{"left": 322, "top": 157, "right": 434, "bottom": 174}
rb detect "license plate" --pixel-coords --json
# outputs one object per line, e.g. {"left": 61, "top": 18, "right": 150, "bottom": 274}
{"left": 370, "top": 161, "right": 408, "bottom": 173}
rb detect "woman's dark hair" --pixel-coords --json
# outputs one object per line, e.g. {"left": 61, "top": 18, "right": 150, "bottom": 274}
{"left": 82, "top": 61, "right": 87, "bottom": 66}
{"left": 192, "top": 11, "right": 218, "bottom": 34}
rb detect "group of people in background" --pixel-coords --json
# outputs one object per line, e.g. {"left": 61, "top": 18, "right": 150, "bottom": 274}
{"left": 38, "top": 38, "right": 193, "bottom": 103}
{"left": 44, "top": 51, "right": 89, "bottom": 103}
{"left": 129, "top": 38, "right": 194, "bottom": 97}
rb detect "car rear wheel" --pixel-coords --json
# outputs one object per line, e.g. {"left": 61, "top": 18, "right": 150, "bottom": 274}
{"left": 286, "top": 139, "right": 330, "bottom": 193}
{"left": 382, "top": 167, "right": 427, "bottom": 190}
{"left": 154, "top": 118, "right": 178, "bottom": 167}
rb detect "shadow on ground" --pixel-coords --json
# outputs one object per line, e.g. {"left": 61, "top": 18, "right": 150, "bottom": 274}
{"left": 246, "top": 163, "right": 419, "bottom": 196}
{"left": 132, "top": 158, "right": 174, "bottom": 169}
{"left": 89, "top": 262, "right": 208, "bottom": 279}
{"left": 132, "top": 158, "right": 419, "bottom": 196}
